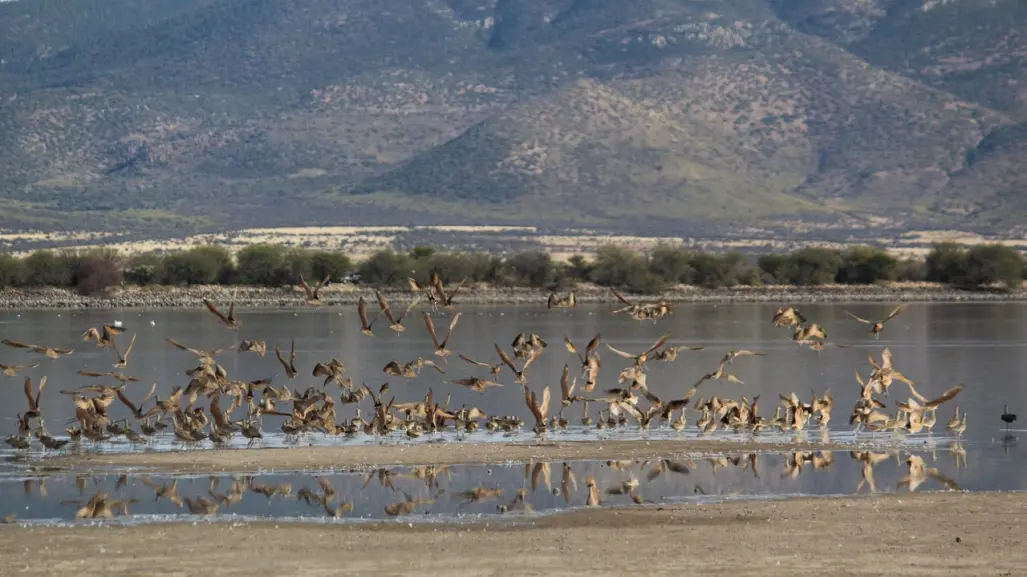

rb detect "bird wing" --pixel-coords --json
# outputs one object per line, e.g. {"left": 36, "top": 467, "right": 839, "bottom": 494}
{"left": 289, "top": 340, "right": 297, "bottom": 369}
{"left": 274, "top": 344, "right": 291, "bottom": 373}
{"left": 610, "top": 289, "right": 634, "bottom": 307}
{"left": 925, "top": 384, "right": 964, "bottom": 409}
{"left": 585, "top": 334, "right": 601, "bottom": 357}
{"left": 458, "top": 353, "right": 491, "bottom": 369}
{"left": 203, "top": 299, "right": 231, "bottom": 324}
{"left": 643, "top": 333, "right": 672, "bottom": 357}
{"left": 375, "top": 290, "right": 398, "bottom": 324}
{"left": 2, "top": 339, "right": 33, "bottom": 350}
{"left": 494, "top": 344, "right": 519, "bottom": 374}
{"left": 604, "top": 343, "right": 636, "bottom": 360}
{"left": 882, "top": 305, "right": 905, "bottom": 324}
{"left": 844, "top": 310, "right": 872, "bottom": 325}
{"left": 445, "top": 313, "right": 461, "bottom": 346}
{"left": 423, "top": 313, "right": 441, "bottom": 349}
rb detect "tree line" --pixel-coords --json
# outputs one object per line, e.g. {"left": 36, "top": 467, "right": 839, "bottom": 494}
{"left": 0, "top": 241, "right": 1022, "bottom": 296}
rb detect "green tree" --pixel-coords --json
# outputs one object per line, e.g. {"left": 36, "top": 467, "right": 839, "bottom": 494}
{"left": 357, "top": 249, "right": 412, "bottom": 286}
{"left": 790, "top": 247, "right": 842, "bottom": 286}
{"left": 964, "top": 244, "right": 1024, "bottom": 289}
{"left": 924, "top": 242, "right": 968, "bottom": 284}
{"left": 648, "top": 244, "right": 694, "bottom": 284}
{"left": 234, "top": 244, "right": 288, "bottom": 286}
{"left": 837, "top": 246, "right": 898, "bottom": 284}
{"left": 757, "top": 253, "right": 797, "bottom": 285}
{"left": 504, "top": 251, "right": 556, "bottom": 288}
{"left": 308, "top": 251, "right": 352, "bottom": 281}
{"left": 162, "top": 245, "right": 233, "bottom": 285}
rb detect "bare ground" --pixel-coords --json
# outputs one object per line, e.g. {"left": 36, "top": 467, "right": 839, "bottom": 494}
{"left": 1, "top": 492, "right": 1025, "bottom": 576}
{"left": 43, "top": 439, "right": 878, "bottom": 475}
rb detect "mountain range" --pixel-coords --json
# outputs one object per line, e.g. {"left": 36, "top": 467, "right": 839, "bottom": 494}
{"left": 0, "top": 0, "right": 1024, "bottom": 237}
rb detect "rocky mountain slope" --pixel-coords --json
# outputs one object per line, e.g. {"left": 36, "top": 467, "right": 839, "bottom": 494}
{"left": 0, "top": 0, "right": 1023, "bottom": 235}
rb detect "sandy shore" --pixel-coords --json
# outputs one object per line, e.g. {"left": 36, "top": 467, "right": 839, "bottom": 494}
{"left": 0, "top": 282, "right": 1022, "bottom": 309}
{"left": 44, "top": 439, "right": 897, "bottom": 475}
{"left": 1, "top": 492, "right": 1024, "bottom": 576}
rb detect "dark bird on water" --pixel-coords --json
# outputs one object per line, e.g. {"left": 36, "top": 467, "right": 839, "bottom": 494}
{"left": 1001, "top": 404, "right": 1017, "bottom": 430}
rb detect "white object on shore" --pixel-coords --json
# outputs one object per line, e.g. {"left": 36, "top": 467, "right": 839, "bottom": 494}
{"left": 150, "top": 320, "right": 156, "bottom": 326}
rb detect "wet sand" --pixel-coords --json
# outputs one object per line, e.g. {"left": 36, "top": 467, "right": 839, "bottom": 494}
{"left": 42, "top": 439, "right": 876, "bottom": 474}
{"left": 1, "top": 492, "right": 1024, "bottom": 576}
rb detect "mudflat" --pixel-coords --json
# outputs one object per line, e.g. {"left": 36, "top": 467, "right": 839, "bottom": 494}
{"left": 43, "top": 439, "right": 870, "bottom": 474}
{"left": 1, "top": 492, "right": 1023, "bottom": 576}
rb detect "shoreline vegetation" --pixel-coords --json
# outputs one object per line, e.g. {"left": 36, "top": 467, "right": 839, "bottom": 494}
{"left": 0, "top": 241, "right": 1023, "bottom": 309}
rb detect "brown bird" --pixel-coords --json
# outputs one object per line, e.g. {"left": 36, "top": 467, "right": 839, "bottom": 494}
{"left": 312, "top": 358, "right": 347, "bottom": 387}
{"left": 298, "top": 274, "right": 332, "bottom": 304}
{"left": 23, "top": 375, "right": 46, "bottom": 422}
{"left": 375, "top": 290, "right": 420, "bottom": 332}
{"left": 238, "top": 340, "right": 267, "bottom": 356}
{"left": 431, "top": 270, "right": 467, "bottom": 309}
{"left": 408, "top": 277, "right": 439, "bottom": 311}
{"left": 547, "top": 291, "right": 576, "bottom": 309}
{"left": 448, "top": 378, "right": 504, "bottom": 393}
{"left": 2, "top": 339, "right": 73, "bottom": 359}
{"left": 844, "top": 305, "right": 904, "bottom": 339}
{"left": 771, "top": 306, "right": 806, "bottom": 327}
{"left": 81, "top": 324, "right": 125, "bottom": 348}
{"left": 274, "top": 340, "right": 298, "bottom": 379}
{"left": 77, "top": 370, "right": 139, "bottom": 383}
{"left": 165, "top": 338, "right": 232, "bottom": 366}
{"left": 457, "top": 353, "right": 503, "bottom": 379}
{"left": 116, "top": 383, "right": 157, "bottom": 420}
{"left": 358, "top": 296, "right": 383, "bottom": 337}
{"left": 424, "top": 312, "right": 461, "bottom": 361}
{"left": 203, "top": 295, "right": 240, "bottom": 329}
{"left": 524, "top": 383, "right": 551, "bottom": 435}
{"left": 0, "top": 362, "right": 39, "bottom": 377}
{"left": 605, "top": 334, "right": 671, "bottom": 369}
{"left": 496, "top": 343, "right": 537, "bottom": 385}
{"left": 793, "top": 323, "right": 827, "bottom": 341}
{"left": 111, "top": 332, "right": 137, "bottom": 369}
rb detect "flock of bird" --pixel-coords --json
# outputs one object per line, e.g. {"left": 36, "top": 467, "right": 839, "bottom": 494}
{"left": 2, "top": 445, "right": 968, "bottom": 523}
{"left": 0, "top": 273, "right": 1005, "bottom": 454}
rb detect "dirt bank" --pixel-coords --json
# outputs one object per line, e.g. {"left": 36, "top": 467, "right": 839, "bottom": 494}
{"left": 0, "top": 282, "right": 1022, "bottom": 309}
{"left": 1, "top": 492, "right": 1023, "bottom": 576}
{"left": 44, "top": 438, "right": 904, "bottom": 475}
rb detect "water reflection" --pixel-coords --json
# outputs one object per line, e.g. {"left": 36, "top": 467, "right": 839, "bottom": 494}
{"left": 1, "top": 442, "right": 1022, "bottom": 525}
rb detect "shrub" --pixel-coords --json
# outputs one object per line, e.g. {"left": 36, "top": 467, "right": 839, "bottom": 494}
{"left": 162, "top": 246, "right": 233, "bottom": 285}
{"left": 503, "top": 251, "right": 557, "bottom": 288}
{"left": 0, "top": 253, "right": 23, "bottom": 288}
{"left": 648, "top": 244, "right": 695, "bottom": 285}
{"left": 234, "top": 244, "right": 288, "bottom": 286}
{"left": 21, "top": 250, "right": 72, "bottom": 287}
{"left": 308, "top": 251, "right": 352, "bottom": 281}
{"left": 73, "top": 249, "right": 123, "bottom": 296}
{"left": 125, "top": 254, "right": 163, "bottom": 285}
{"left": 837, "top": 246, "right": 898, "bottom": 284}
{"left": 357, "top": 249, "right": 412, "bottom": 286}
{"left": 789, "top": 247, "right": 842, "bottom": 286}
{"left": 963, "top": 244, "right": 1024, "bottom": 289}
{"left": 924, "top": 242, "right": 968, "bottom": 285}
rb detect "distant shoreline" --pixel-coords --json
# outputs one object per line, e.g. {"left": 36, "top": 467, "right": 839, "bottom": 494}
{"left": 0, "top": 282, "right": 1023, "bottom": 310}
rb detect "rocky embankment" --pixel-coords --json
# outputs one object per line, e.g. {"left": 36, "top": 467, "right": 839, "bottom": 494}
{"left": 0, "top": 282, "right": 1022, "bottom": 309}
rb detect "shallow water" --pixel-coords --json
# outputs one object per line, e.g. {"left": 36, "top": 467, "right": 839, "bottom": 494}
{"left": 1, "top": 441, "right": 1023, "bottom": 526}
{"left": 0, "top": 302, "right": 1024, "bottom": 522}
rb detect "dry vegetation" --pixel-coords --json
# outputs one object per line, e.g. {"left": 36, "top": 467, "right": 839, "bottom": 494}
{"left": 3, "top": 226, "right": 1026, "bottom": 263}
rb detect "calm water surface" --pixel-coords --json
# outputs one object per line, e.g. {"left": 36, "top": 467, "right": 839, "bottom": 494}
{"left": 0, "top": 302, "right": 1024, "bottom": 523}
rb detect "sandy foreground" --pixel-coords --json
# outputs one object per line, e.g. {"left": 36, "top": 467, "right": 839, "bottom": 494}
{"left": 44, "top": 439, "right": 872, "bottom": 474}
{"left": 1, "top": 492, "right": 1024, "bottom": 576}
